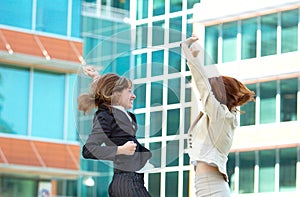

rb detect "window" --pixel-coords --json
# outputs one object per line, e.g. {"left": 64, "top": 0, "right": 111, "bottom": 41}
{"left": 205, "top": 25, "right": 219, "bottom": 65}
{"left": 0, "top": 65, "right": 29, "bottom": 135}
{"left": 260, "top": 81, "right": 277, "bottom": 124}
{"left": 170, "top": 0, "right": 182, "bottom": 13}
{"left": 31, "top": 70, "right": 65, "bottom": 139}
{"left": 134, "top": 53, "right": 147, "bottom": 79}
{"left": 149, "top": 173, "right": 161, "bottom": 196}
{"left": 136, "top": 24, "right": 148, "bottom": 49}
{"left": 134, "top": 83, "right": 146, "bottom": 109}
{"left": 36, "top": 0, "right": 68, "bottom": 35}
{"left": 151, "top": 81, "right": 163, "bottom": 106}
{"left": 151, "top": 50, "right": 164, "bottom": 76}
{"left": 136, "top": 0, "right": 148, "bottom": 20}
{"left": 165, "top": 171, "right": 178, "bottom": 197}
{"left": 281, "top": 9, "right": 298, "bottom": 53}
{"left": 149, "top": 142, "right": 162, "bottom": 168}
{"left": 168, "top": 47, "right": 181, "bottom": 73}
{"left": 259, "top": 150, "right": 275, "bottom": 192}
{"left": 279, "top": 148, "right": 297, "bottom": 191}
{"left": 261, "top": 14, "right": 278, "bottom": 56}
{"left": 166, "top": 140, "right": 179, "bottom": 167}
{"left": 152, "top": 21, "right": 165, "bottom": 46}
{"left": 153, "top": 0, "right": 165, "bottom": 16}
{"left": 239, "top": 152, "right": 255, "bottom": 193}
{"left": 241, "top": 18, "right": 257, "bottom": 59}
{"left": 240, "top": 84, "right": 256, "bottom": 126}
{"left": 169, "top": 17, "right": 182, "bottom": 43}
{"left": 168, "top": 78, "right": 181, "bottom": 104}
{"left": 182, "top": 171, "right": 189, "bottom": 197}
{"left": 0, "top": 0, "right": 32, "bottom": 29}
{"left": 280, "top": 78, "right": 298, "bottom": 122}
{"left": 222, "top": 22, "right": 238, "bottom": 63}
{"left": 135, "top": 113, "right": 145, "bottom": 138}
{"left": 227, "top": 153, "right": 236, "bottom": 192}
{"left": 150, "top": 111, "right": 162, "bottom": 137}
{"left": 167, "top": 109, "right": 180, "bottom": 135}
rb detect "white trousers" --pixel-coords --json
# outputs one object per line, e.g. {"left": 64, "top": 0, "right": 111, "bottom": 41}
{"left": 195, "top": 171, "right": 230, "bottom": 197}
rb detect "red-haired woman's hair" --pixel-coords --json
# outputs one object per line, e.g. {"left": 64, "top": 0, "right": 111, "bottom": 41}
{"left": 78, "top": 73, "right": 132, "bottom": 114}
{"left": 208, "top": 76, "right": 255, "bottom": 112}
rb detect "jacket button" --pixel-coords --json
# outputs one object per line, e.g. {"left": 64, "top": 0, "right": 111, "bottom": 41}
{"left": 189, "top": 145, "right": 192, "bottom": 148}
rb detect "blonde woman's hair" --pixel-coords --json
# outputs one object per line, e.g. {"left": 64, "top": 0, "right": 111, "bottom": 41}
{"left": 78, "top": 73, "right": 132, "bottom": 114}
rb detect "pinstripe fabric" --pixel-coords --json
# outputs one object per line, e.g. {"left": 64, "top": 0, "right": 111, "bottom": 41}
{"left": 109, "top": 172, "right": 152, "bottom": 197}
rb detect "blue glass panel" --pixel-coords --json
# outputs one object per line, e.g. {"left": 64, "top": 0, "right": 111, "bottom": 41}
{"left": 135, "top": 113, "right": 145, "bottom": 138}
{"left": 149, "top": 142, "right": 162, "bottom": 167}
{"left": 0, "top": 65, "right": 29, "bottom": 135}
{"left": 134, "top": 83, "right": 146, "bottom": 109}
{"left": 166, "top": 140, "right": 179, "bottom": 167}
{"left": 205, "top": 25, "right": 218, "bottom": 65}
{"left": 242, "top": 18, "right": 257, "bottom": 59}
{"left": 134, "top": 53, "right": 147, "bottom": 79}
{"left": 170, "top": 0, "right": 182, "bottom": 13}
{"left": 222, "top": 22, "right": 237, "bottom": 62}
{"left": 153, "top": 0, "right": 165, "bottom": 16}
{"left": 168, "top": 47, "right": 181, "bottom": 73}
{"left": 36, "top": 0, "right": 68, "bottom": 35}
{"left": 31, "top": 70, "right": 65, "bottom": 139}
{"left": 71, "top": 0, "right": 82, "bottom": 38}
{"left": 136, "top": 24, "right": 148, "bottom": 49}
{"left": 281, "top": 9, "right": 298, "bottom": 53}
{"left": 169, "top": 17, "right": 182, "bottom": 43}
{"left": 167, "top": 109, "right": 180, "bottom": 135}
{"left": 151, "top": 50, "right": 164, "bottom": 76}
{"left": 151, "top": 81, "right": 163, "bottom": 106}
{"left": 261, "top": 14, "right": 277, "bottom": 56}
{"left": 0, "top": 0, "right": 32, "bottom": 29}
{"left": 165, "top": 171, "right": 178, "bottom": 196}
{"left": 136, "top": 0, "right": 148, "bottom": 20}
{"left": 67, "top": 74, "right": 78, "bottom": 141}
{"left": 168, "top": 78, "right": 181, "bottom": 104}
{"left": 150, "top": 111, "right": 162, "bottom": 137}
{"left": 152, "top": 21, "right": 165, "bottom": 46}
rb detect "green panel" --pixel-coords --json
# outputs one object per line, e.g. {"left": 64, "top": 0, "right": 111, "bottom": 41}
{"left": 167, "top": 108, "right": 180, "bottom": 135}
{"left": 279, "top": 148, "right": 297, "bottom": 192}
{"left": 151, "top": 81, "right": 163, "bottom": 106}
{"left": 281, "top": 9, "right": 298, "bottom": 53}
{"left": 280, "top": 78, "right": 297, "bottom": 122}
{"left": 150, "top": 142, "right": 162, "bottom": 168}
{"left": 149, "top": 173, "right": 161, "bottom": 197}
{"left": 241, "top": 18, "right": 257, "bottom": 59}
{"left": 222, "top": 21, "right": 237, "bottom": 63}
{"left": 150, "top": 111, "right": 162, "bottom": 137}
{"left": 239, "top": 152, "right": 255, "bottom": 193}
{"left": 134, "top": 83, "right": 146, "bottom": 109}
{"left": 260, "top": 81, "right": 277, "bottom": 124}
{"left": 168, "top": 78, "right": 181, "bottom": 104}
{"left": 166, "top": 140, "right": 179, "bottom": 167}
{"left": 259, "top": 150, "right": 275, "bottom": 192}
{"left": 261, "top": 13, "right": 277, "bottom": 56}
{"left": 165, "top": 171, "right": 178, "bottom": 197}
{"left": 240, "top": 84, "right": 256, "bottom": 126}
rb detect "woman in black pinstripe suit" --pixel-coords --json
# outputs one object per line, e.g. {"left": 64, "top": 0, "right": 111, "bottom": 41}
{"left": 78, "top": 66, "right": 152, "bottom": 197}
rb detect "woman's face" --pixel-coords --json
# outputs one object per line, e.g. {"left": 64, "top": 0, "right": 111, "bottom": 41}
{"left": 115, "top": 87, "right": 136, "bottom": 109}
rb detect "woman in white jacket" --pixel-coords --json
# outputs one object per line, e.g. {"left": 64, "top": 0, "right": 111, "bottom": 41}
{"left": 181, "top": 36, "right": 255, "bottom": 197}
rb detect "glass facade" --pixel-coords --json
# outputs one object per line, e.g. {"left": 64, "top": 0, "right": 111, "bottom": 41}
{"left": 240, "top": 77, "right": 298, "bottom": 126}
{"left": 228, "top": 147, "right": 298, "bottom": 194}
{"left": 205, "top": 9, "right": 299, "bottom": 64}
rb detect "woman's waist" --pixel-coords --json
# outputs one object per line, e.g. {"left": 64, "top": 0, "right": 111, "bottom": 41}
{"left": 194, "top": 161, "right": 219, "bottom": 175}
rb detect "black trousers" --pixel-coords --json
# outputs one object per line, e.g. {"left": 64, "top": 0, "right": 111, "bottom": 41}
{"left": 108, "top": 171, "right": 152, "bottom": 197}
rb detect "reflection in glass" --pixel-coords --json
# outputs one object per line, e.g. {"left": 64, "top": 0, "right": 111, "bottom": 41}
{"left": 281, "top": 9, "right": 298, "bottom": 53}
{"left": 260, "top": 81, "right": 276, "bottom": 124}
{"left": 280, "top": 78, "right": 297, "bottom": 122}
{"left": 242, "top": 18, "right": 257, "bottom": 59}
{"left": 261, "top": 14, "right": 277, "bottom": 56}
{"left": 222, "top": 22, "right": 237, "bottom": 63}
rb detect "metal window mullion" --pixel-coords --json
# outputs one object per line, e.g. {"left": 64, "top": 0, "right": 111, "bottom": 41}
{"left": 276, "top": 80, "right": 281, "bottom": 123}
{"left": 255, "top": 82, "right": 260, "bottom": 125}
{"left": 277, "top": 12, "right": 282, "bottom": 54}
{"left": 275, "top": 148, "right": 280, "bottom": 192}
{"left": 218, "top": 24, "right": 222, "bottom": 64}
{"left": 237, "top": 20, "right": 242, "bottom": 61}
{"left": 27, "top": 68, "right": 34, "bottom": 136}
{"left": 257, "top": 17, "right": 261, "bottom": 58}
{"left": 31, "top": 0, "right": 37, "bottom": 31}
{"left": 254, "top": 150, "right": 259, "bottom": 193}
{"left": 63, "top": 74, "right": 69, "bottom": 140}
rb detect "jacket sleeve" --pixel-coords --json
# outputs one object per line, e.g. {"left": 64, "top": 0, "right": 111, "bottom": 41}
{"left": 82, "top": 112, "right": 118, "bottom": 161}
{"left": 181, "top": 40, "right": 225, "bottom": 119}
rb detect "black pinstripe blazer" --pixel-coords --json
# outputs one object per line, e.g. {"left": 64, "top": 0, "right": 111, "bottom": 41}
{"left": 82, "top": 104, "right": 152, "bottom": 172}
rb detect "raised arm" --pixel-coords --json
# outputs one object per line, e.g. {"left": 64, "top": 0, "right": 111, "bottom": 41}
{"left": 181, "top": 37, "right": 212, "bottom": 104}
